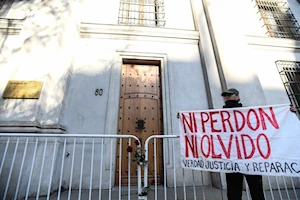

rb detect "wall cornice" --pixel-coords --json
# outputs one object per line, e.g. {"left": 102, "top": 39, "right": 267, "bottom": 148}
{"left": 0, "top": 121, "right": 66, "bottom": 134}
{"left": 245, "top": 35, "right": 300, "bottom": 52}
{"left": 80, "top": 23, "right": 199, "bottom": 44}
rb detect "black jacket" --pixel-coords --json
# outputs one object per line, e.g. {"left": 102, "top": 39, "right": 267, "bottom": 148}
{"left": 223, "top": 100, "right": 242, "bottom": 108}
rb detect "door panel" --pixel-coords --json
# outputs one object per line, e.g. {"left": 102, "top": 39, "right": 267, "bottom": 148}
{"left": 116, "top": 64, "right": 163, "bottom": 185}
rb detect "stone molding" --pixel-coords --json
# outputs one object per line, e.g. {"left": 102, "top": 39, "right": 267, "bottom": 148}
{"left": 0, "top": 121, "right": 66, "bottom": 133}
{"left": 246, "top": 35, "right": 300, "bottom": 52}
{"left": 80, "top": 23, "right": 199, "bottom": 44}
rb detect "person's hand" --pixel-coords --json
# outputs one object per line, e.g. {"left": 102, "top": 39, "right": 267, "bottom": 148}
{"left": 290, "top": 104, "right": 297, "bottom": 113}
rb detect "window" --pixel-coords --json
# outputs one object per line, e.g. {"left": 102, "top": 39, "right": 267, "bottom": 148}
{"left": 118, "top": 0, "right": 165, "bottom": 27}
{"left": 254, "top": 0, "right": 300, "bottom": 40}
{"left": 0, "top": 0, "right": 14, "bottom": 18}
{"left": 0, "top": 0, "right": 5, "bottom": 9}
{"left": 276, "top": 61, "right": 300, "bottom": 115}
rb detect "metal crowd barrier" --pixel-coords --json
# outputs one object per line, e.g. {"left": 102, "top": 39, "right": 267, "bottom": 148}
{"left": 0, "top": 134, "right": 141, "bottom": 200}
{"left": 0, "top": 133, "right": 299, "bottom": 200}
{"left": 143, "top": 135, "right": 300, "bottom": 200}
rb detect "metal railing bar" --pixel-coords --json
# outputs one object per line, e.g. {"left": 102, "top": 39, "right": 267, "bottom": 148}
{"left": 192, "top": 170, "right": 196, "bottom": 200}
{"left": 154, "top": 138, "right": 157, "bottom": 200}
{"left": 36, "top": 138, "right": 48, "bottom": 200}
{"left": 3, "top": 137, "right": 20, "bottom": 199}
{"left": 78, "top": 138, "right": 85, "bottom": 200}
{"left": 47, "top": 138, "right": 57, "bottom": 200}
{"left": 267, "top": 176, "right": 275, "bottom": 200}
{"left": 144, "top": 137, "right": 150, "bottom": 186}
{"left": 68, "top": 138, "right": 77, "bottom": 200}
{"left": 14, "top": 137, "right": 29, "bottom": 200}
{"left": 89, "top": 139, "right": 95, "bottom": 200}
{"left": 283, "top": 177, "right": 290, "bottom": 200}
{"left": 137, "top": 158, "right": 141, "bottom": 197}
{"left": 163, "top": 138, "right": 167, "bottom": 200}
{"left": 146, "top": 135, "right": 179, "bottom": 140}
{"left": 144, "top": 139, "right": 148, "bottom": 188}
{"left": 244, "top": 179, "right": 250, "bottom": 200}
{"left": 219, "top": 172, "right": 224, "bottom": 200}
{"left": 201, "top": 172, "right": 205, "bottom": 200}
{"left": 0, "top": 133, "right": 139, "bottom": 139}
{"left": 183, "top": 169, "right": 187, "bottom": 200}
{"left": 99, "top": 138, "right": 104, "bottom": 200}
{"left": 25, "top": 137, "right": 38, "bottom": 200}
{"left": 109, "top": 139, "right": 113, "bottom": 200}
{"left": 263, "top": 190, "right": 267, "bottom": 200}
{"left": 275, "top": 176, "right": 283, "bottom": 199}
{"left": 57, "top": 138, "right": 67, "bottom": 200}
{"left": 0, "top": 137, "right": 10, "bottom": 176}
{"left": 209, "top": 170, "right": 213, "bottom": 200}
{"left": 120, "top": 2, "right": 165, "bottom": 7}
{"left": 118, "top": 9, "right": 165, "bottom": 15}
{"left": 290, "top": 177, "right": 298, "bottom": 200}
{"left": 137, "top": 140, "right": 142, "bottom": 196}
{"left": 127, "top": 138, "right": 131, "bottom": 200}
{"left": 119, "top": 138, "right": 122, "bottom": 199}
{"left": 172, "top": 139, "right": 177, "bottom": 200}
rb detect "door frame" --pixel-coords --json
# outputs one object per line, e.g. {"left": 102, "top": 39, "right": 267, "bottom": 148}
{"left": 103, "top": 51, "right": 173, "bottom": 182}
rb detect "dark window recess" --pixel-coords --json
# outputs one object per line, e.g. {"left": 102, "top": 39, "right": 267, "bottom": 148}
{"left": 254, "top": 0, "right": 300, "bottom": 40}
{"left": 0, "top": 0, "right": 5, "bottom": 10}
{"left": 276, "top": 60, "right": 300, "bottom": 116}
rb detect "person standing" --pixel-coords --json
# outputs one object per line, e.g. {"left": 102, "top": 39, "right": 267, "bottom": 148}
{"left": 221, "top": 88, "right": 265, "bottom": 200}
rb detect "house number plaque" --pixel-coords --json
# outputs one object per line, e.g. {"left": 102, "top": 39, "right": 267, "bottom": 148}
{"left": 2, "top": 80, "right": 43, "bottom": 99}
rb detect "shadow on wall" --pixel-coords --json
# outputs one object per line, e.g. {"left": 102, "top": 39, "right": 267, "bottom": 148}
{"left": 0, "top": 0, "right": 74, "bottom": 126}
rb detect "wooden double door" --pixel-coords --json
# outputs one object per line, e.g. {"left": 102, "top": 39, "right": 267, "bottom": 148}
{"left": 116, "top": 64, "right": 163, "bottom": 185}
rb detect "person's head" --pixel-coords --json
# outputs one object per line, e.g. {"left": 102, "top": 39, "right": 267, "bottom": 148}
{"left": 221, "top": 88, "right": 240, "bottom": 102}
